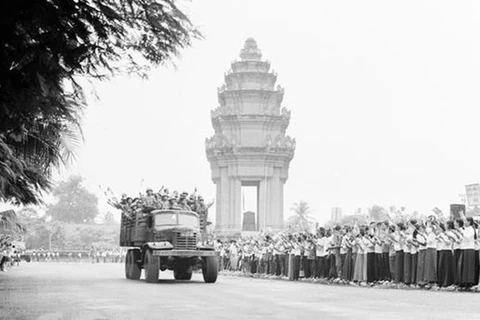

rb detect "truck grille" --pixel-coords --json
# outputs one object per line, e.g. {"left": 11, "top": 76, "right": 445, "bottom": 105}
{"left": 174, "top": 232, "right": 197, "bottom": 250}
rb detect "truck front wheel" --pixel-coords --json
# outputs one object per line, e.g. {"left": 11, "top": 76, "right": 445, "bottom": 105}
{"left": 202, "top": 256, "right": 218, "bottom": 283}
{"left": 144, "top": 249, "right": 159, "bottom": 283}
{"left": 125, "top": 250, "right": 141, "bottom": 280}
{"left": 125, "top": 250, "right": 132, "bottom": 279}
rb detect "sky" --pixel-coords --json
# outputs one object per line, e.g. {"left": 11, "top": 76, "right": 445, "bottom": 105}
{"left": 55, "top": 0, "right": 480, "bottom": 224}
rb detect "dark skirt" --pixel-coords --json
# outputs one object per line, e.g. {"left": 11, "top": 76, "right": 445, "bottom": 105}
{"left": 460, "top": 249, "right": 476, "bottom": 287}
{"left": 351, "top": 253, "right": 357, "bottom": 280}
{"left": 316, "top": 256, "right": 325, "bottom": 278}
{"left": 410, "top": 253, "right": 417, "bottom": 284}
{"left": 389, "top": 255, "right": 396, "bottom": 281}
{"left": 328, "top": 254, "right": 337, "bottom": 279}
{"left": 382, "top": 252, "right": 391, "bottom": 280}
{"left": 423, "top": 248, "right": 437, "bottom": 283}
{"left": 416, "top": 249, "right": 426, "bottom": 285}
{"left": 292, "top": 255, "right": 301, "bottom": 280}
{"left": 403, "top": 252, "right": 412, "bottom": 284}
{"left": 374, "top": 253, "right": 383, "bottom": 281}
{"left": 341, "top": 249, "right": 353, "bottom": 281}
{"left": 437, "top": 250, "right": 454, "bottom": 287}
{"left": 475, "top": 250, "right": 479, "bottom": 285}
{"left": 454, "top": 249, "right": 461, "bottom": 285}
{"left": 325, "top": 255, "right": 331, "bottom": 278}
{"left": 394, "top": 250, "right": 404, "bottom": 283}
{"left": 367, "top": 252, "right": 375, "bottom": 283}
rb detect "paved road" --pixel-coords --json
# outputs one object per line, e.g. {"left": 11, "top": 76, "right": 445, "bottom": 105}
{"left": 1, "top": 263, "right": 479, "bottom": 320}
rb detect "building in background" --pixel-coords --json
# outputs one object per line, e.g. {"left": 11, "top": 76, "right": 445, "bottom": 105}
{"left": 330, "top": 207, "right": 343, "bottom": 224}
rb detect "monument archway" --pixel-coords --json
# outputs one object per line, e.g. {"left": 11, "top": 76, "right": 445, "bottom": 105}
{"left": 205, "top": 38, "right": 295, "bottom": 237}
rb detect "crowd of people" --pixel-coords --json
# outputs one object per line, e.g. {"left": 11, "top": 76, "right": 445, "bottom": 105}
{"left": 216, "top": 212, "right": 480, "bottom": 291}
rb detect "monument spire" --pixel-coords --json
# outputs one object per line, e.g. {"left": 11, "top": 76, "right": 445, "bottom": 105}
{"left": 239, "top": 37, "right": 262, "bottom": 60}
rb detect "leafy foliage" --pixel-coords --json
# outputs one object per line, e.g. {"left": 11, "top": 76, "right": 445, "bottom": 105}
{"left": 0, "top": 0, "right": 201, "bottom": 205}
{"left": 17, "top": 206, "right": 119, "bottom": 249}
{"left": 367, "top": 205, "right": 388, "bottom": 222}
{"left": 0, "top": 209, "right": 27, "bottom": 234}
{"left": 17, "top": 207, "right": 63, "bottom": 249}
{"left": 338, "top": 214, "right": 367, "bottom": 227}
{"left": 62, "top": 224, "right": 119, "bottom": 250}
{"left": 45, "top": 175, "right": 99, "bottom": 224}
{"left": 285, "top": 200, "right": 317, "bottom": 233}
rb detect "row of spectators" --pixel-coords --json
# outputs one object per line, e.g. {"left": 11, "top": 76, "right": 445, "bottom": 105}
{"left": 89, "top": 247, "right": 127, "bottom": 263}
{"left": 24, "top": 248, "right": 127, "bottom": 263}
{"left": 215, "top": 214, "right": 480, "bottom": 291}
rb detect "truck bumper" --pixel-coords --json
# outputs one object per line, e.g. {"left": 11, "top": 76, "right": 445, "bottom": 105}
{"left": 152, "top": 250, "right": 218, "bottom": 257}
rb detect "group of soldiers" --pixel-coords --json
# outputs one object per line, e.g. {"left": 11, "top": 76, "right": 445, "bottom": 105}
{"left": 108, "top": 187, "right": 214, "bottom": 230}
{"left": 216, "top": 212, "right": 480, "bottom": 291}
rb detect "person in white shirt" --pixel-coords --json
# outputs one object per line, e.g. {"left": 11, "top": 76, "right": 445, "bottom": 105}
{"left": 458, "top": 217, "right": 477, "bottom": 289}
{"left": 315, "top": 228, "right": 326, "bottom": 279}
{"left": 392, "top": 223, "right": 405, "bottom": 283}
{"left": 402, "top": 225, "right": 412, "bottom": 285}
{"left": 407, "top": 221, "right": 419, "bottom": 285}
{"left": 423, "top": 221, "right": 438, "bottom": 286}
{"left": 437, "top": 221, "right": 455, "bottom": 287}
{"left": 291, "top": 236, "right": 303, "bottom": 281}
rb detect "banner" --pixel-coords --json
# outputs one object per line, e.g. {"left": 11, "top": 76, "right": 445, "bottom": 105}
{"left": 465, "top": 183, "right": 480, "bottom": 206}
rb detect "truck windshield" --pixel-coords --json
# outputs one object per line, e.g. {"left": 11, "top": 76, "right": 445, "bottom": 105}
{"left": 178, "top": 214, "right": 199, "bottom": 228}
{"left": 155, "top": 213, "right": 177, "bottom": 225}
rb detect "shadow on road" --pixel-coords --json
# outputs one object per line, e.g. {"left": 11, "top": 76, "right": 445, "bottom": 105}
{"left": 123, "top": 279, "right": 214, "bottom": 285}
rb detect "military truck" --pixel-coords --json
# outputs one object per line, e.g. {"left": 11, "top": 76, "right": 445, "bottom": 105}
{"left": 120, "top": 209, "right": 218, "bottom": 283}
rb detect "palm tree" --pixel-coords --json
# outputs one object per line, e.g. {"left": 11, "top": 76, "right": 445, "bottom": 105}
{"left": 286, "top": 201, "right": 316, "bottom": 233}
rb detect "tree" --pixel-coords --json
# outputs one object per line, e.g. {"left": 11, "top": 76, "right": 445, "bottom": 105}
{"left": 17, "top": 207, "right": 45, "bottom": 248}
{"left": 0, "top": 209, "right": 26, "bottom": 234}
{"left": 338, "top": 214, "right": 367, "bottom": 227}
{"left": 0, "top": 0, "right": 201, "bottom": 205}
{"left": 46, "top": 175, "right": 99, "bottom": 223}
{"left": 367, "top": 205, "right": 388, "bottom": 222}
{"left": 100, "top": 211, "right": 116, "bottom": 225}
{"left": 63, "top": 225, "right": 119, "bottom": 250}
{"left": 44, "top": 220, "right": 64, "bottom": 251}
{"left": 16, "top": 207, "right": 65, "bottom": 249}
{"left": 285, "top": 201, "right": 317, "bottom": 233}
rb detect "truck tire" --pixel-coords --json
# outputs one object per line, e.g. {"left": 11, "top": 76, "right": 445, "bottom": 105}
{"left": 125, "top": 250, "right": 141, "bottom": 280}
{"left": 174, "top": 266, "right": 193, "bottom": 280}
{"left": 125, "top": 251, "right": 132, "bottom": 279}
{"left": 202, "top": 256, "right": 218, "bottom": 283}
{"left": 130, "top": 250, "right": 141, "bottom": 280}
{"left": 144, "top": 249, "right": 159, "bottom": 283}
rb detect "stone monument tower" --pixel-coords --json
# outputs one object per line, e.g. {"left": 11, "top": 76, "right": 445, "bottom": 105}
{"left": 205, "top": 38, "right": 295, "bottom": 236}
